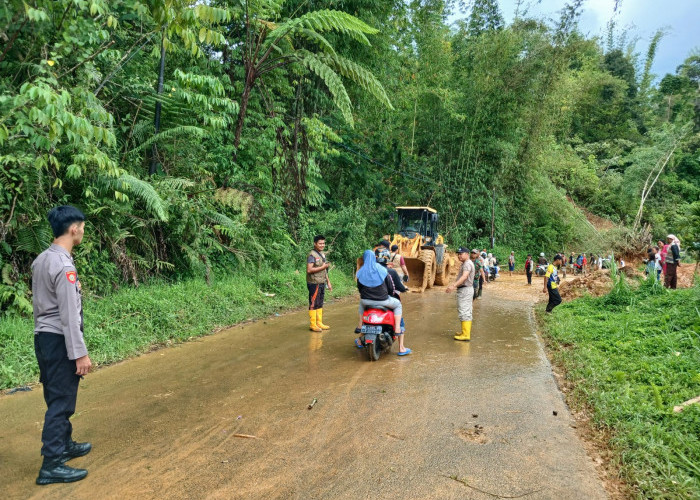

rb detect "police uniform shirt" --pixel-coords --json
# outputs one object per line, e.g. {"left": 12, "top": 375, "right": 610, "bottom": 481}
{"left": 32, "top": 244, "right": 87, "bottom": 360}
{"left": 457, "top": 259, "right": 475, "bottom": 288}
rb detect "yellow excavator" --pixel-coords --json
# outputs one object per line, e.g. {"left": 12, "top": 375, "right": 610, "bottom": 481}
{"left": 391, "top": 206, "right": 453, "bottom": 292}
{"left": 357, "top": 207, "right": 454, "bottom": 293}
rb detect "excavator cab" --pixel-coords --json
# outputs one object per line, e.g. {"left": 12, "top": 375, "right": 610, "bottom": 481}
{"left": 396, "top": 208, "right": 438, "bottom": 244}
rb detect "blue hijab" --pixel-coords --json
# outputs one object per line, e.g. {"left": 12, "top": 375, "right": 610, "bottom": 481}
{"left": 356, "top": 249, "right": 387, "bottom": 287}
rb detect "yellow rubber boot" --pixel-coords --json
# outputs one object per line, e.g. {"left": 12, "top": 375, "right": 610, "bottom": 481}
{"left": 309, "top": 310, "right": 322, "bottom": 332}
{"left": 454, "top": 321, "right": 472, "bottom": 341}
{"left": 316, "top": 308, "right": 330, "bottom": 330}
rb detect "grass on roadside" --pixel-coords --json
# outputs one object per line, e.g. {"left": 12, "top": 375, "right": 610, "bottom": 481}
{"left": 540, "top": 276, "right": 700, "bottom": 499}
{"left": 0, "top": 268, "right": 356, "bottom": 390}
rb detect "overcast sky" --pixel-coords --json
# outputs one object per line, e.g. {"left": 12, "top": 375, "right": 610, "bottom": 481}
{"left": 451, "top": 0, "right": 699, "bottom": 79}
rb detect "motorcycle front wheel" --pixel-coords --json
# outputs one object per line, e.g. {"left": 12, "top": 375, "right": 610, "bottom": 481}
{"left": 366, "top": 341, "right": 381, "bottom": 361}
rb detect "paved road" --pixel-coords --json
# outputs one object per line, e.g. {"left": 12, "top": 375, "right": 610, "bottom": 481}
{"left": 0, "top": 282, "right": 607, "bottom": 499}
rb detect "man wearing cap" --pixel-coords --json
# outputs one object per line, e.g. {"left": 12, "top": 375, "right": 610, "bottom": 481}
{"left": 307, "top": 235, "right": 332, "bottom": 331}
{"left": 543, "top": 254, "right": 563, "bottom": 313}
{"left": 32, "top": 206, "right": 92, "bottom": 485}
{"left": 446, "top": 247, "right": 475, "bottom": 341}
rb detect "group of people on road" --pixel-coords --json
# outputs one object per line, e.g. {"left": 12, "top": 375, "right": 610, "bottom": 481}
{"left": 645, "top": 235, "right": 682, "bottom": 289}
{"left": 32, "top": 203, "right": 685, "bottom": 488}
{"left": 307, "top": 238, "right": 412, "bottom": 355}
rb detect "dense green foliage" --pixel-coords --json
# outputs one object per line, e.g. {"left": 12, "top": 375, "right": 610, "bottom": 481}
{"left": 0, "top": 267, "right": 355, "bottom": 389}
{"left": 541, "top": 278, "right": 700, "bottom": 498}
{"left": 1, "top": 0, "right": 698, "bottom": 315}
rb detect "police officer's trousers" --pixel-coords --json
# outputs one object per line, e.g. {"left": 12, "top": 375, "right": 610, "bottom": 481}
{"left": 457, "top": 287, "right": 473, "bottom": 322}
{"left": 34, "top": 333, "right": 80, "bottom": 458}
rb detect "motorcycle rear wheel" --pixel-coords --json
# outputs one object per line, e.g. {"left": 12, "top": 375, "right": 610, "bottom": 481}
{"left": 366, "top": 341, "right": 381, "bottom": 361}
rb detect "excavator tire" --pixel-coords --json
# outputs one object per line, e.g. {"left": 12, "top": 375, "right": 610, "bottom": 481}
{"left": 420, "top": 250, "right": 437, "bottom": 289}
{"left": 434, "top": 257, "right": 449, "bottom": 286}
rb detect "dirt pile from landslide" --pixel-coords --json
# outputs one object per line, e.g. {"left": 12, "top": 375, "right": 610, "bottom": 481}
{"left": 559, "top": 270, "right": 613, "bottom": 300}
{"left": 676, "top": 263, "right": 696, "bottom": 288}
{"left": 558, "top": 262, "right": 695, "bottom": 300}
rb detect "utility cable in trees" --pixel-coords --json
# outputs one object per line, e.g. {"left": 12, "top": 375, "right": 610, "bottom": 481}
{"left": 150, "top": 31, "right": 166, "bottom": 176}
{"left": 490, "top": 186, "right": 496, "bottom": 248}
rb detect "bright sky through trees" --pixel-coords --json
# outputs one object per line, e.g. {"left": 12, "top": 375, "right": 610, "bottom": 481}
{"left": 452, "top": 0, "right": 699, "bottom": 78}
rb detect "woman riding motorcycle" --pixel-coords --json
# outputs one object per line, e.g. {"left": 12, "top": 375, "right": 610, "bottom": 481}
{"left": 355, "top": 249, "right": 403, "bottom": 338}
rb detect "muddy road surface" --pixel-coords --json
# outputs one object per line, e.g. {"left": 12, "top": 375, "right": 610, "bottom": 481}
{"left": 1, "top": 278, "right": 607, "bottom": 499}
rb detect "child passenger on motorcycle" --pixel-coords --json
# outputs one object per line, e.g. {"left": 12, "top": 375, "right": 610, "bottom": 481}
{"left": 355, "top": 250, "right": 410, "bottom": 355}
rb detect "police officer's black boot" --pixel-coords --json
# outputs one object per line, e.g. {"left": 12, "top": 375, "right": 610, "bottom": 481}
{"left": 60, "top": 439, "right": 92, "bottom": 463}
{"left": 36, "top": 456, "right": 88, "bottom": 485}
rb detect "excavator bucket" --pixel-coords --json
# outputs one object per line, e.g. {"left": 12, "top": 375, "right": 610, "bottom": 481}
{"left": 403, "top": 257, "right": 429, "bottom": 292}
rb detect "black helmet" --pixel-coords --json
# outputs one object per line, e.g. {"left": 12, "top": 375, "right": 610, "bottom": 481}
{"left": 376, "top": 248, "right": 390, "bottom": 266}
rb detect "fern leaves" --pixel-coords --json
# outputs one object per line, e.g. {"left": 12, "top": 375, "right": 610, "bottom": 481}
{"left": 253, "top": 9, "right": 391, "bottom": 126}
{"left": 268, "top": 10, "right": 378, "bottom": 48}
{"left": 298, "top": 51, "right": 394, "bottom": 126}
{"left": 110, "top": 174, "right": 169, "bottom": 222}
{"left": 301, "top": 52, "right": 354, "bottom": 126}
{"left": 126, "top": 126, "right": 208, "bottom": 156}
{"left": 14, "top": 225, "right": 53, "bottom": 254}
{"left": 317, "top": 54, "right": 394, "bottom": 111}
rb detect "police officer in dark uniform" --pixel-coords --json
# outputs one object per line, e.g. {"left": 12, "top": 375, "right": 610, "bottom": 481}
{"left": 32, "top": 206, "right": 92, "bottom": 485}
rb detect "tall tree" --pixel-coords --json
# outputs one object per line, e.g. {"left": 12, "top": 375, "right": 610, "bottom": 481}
{"left": 227, "top": 2, "right": 393, "bottom": 152}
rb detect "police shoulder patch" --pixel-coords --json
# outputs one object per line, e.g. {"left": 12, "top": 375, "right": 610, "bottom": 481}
{"left": 66, "top": 271, "right": 77, "bottom": 284}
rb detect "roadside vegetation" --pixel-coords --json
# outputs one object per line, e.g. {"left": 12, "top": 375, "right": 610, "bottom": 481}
{"left": 540, "top": 276, "right": 700, "bottom": 498}
{"left": 2, "top": 1, "right": 698, "bottom": 319}
{"left": 0, "top": 268, "right": 356, "bottom": 390}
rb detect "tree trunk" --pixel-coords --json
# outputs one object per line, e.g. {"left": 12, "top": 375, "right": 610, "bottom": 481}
{"left": 632, "top": 141, "right": 679, "bottom": 231}
{"left": 233, "top": 66, "right": 256, "bottom": 154}
{"left": 149, "top": 33, "right": 166, "bottom": 176}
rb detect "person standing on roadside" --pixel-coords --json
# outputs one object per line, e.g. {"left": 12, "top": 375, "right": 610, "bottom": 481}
{"left": 446, "top": 247, "right": 475, "bottom": 341}
{"left": 543, "top": 254, "right": 563, "bottom": 313}
{"left": 508, "top": 251, "right": 515, "bottom": 277}
{"left": 389, "top": 244, "right": 410, "bottom": 282}
{"left": 558, "top": 252, "right": 567, "bottom": 278}
{"left": 307, "top": 235, "right": 332, "bottom": 331}
{"left": 664, "top": 235, "right": 681, "bottom": 289}
{"left": 32, "top": 206, "right": 92, "bottom": 485}
{"left": 654, "top": 246, "right": 663, "bottom": 281}
{"left": 474, "top": 251, "right": 486, "bottom": 298}
{"left": 659, "top": 239, "right": 669, "bottom": 275}
{"left": 568, "top": 252, "right": 575, "bottom": 276}
{"left": 645, "top": 246, "right": 655, "bottom": 276}
{"left": 525, "top": 254, "right": 534, "bottom": 285}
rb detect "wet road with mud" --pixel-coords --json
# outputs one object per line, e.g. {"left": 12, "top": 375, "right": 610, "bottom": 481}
{"left": 1, "top": 277, "right": 607, "bottom": 499}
